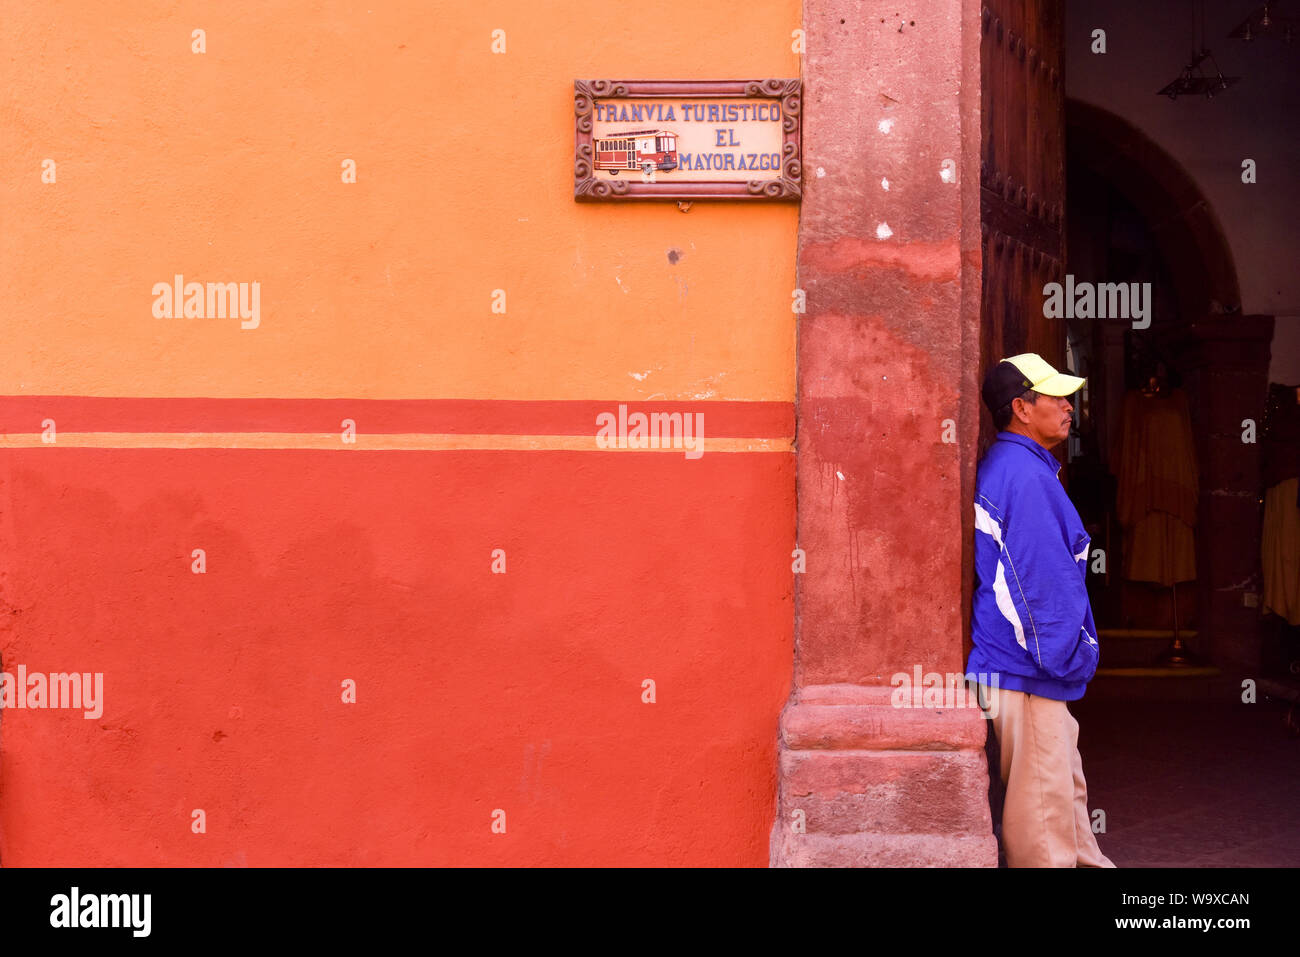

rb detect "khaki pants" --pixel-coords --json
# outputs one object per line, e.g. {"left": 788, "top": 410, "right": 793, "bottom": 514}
{"left": 977, "top": 683, "right": 1115, "bottom": 868}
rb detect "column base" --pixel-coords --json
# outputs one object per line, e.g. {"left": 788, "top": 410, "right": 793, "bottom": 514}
{"left": 769, "top": 684, "right": 998, "bottom": 867}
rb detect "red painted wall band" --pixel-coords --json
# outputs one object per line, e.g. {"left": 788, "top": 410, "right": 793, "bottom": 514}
{"left": 0, "top": 397, "right": 794, "bottom": 438}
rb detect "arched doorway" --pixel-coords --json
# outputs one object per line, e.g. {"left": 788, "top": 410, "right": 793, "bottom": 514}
{"left": 1034, "top": 99, "right": 1290, "bottom": 869}
{"left": 1062, "top": 97, "right": 1274, "bottom": 675}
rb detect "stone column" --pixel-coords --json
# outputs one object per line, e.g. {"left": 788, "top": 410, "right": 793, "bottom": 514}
{"left": 1172, "top": 315, "right": 1275, "bottom": 671}
{"left": 771, "top": 0, "right": 995, "bottom": 866}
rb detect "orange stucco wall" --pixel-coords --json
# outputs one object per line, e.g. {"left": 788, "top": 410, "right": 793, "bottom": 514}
{"left": 2, "top": 1, "right": 798, "bottom": 402}
{"left": 0, "top": 1, "right": 798, "bottom": 865}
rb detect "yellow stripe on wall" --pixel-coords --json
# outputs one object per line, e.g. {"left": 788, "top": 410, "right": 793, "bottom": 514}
{"left": 0, "top": 432, "right": 794, "bottom": 453}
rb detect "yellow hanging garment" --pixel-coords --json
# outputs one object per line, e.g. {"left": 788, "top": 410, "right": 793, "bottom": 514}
{"left": 1261, "top": 478, "right": 1300, "bottom": 626}
{"left": 1112, "top": 388, "right": 1198, "bottom": 585}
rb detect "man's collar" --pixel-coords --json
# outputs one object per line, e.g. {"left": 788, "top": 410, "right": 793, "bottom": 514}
{"left": 995, "top": 430, "right": 1062, "bottom": 476}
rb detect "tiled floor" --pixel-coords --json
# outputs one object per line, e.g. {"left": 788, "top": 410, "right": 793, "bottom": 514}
{"left": 1022, "top": 685, "right": 1300, "bottom": 867}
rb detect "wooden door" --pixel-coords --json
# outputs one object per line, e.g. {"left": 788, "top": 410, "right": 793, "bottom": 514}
{"left": 979, "top": 0, "right": 1068, "bottom": 453}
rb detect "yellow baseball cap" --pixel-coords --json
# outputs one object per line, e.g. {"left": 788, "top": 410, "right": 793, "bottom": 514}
{"left": 982, "top": 353, "right": 1085, "bottom": 413}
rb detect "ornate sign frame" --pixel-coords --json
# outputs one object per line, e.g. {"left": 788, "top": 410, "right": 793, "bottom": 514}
{"left": 574, "top": 79, "right": 802, "bottom": 202}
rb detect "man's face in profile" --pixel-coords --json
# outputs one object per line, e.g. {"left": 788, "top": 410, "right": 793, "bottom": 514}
{"left": 1015, "top": 392, "right": 1074, "bottom": 449}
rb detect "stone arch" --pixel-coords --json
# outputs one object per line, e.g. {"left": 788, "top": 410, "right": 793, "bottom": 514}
{"left": 1065, "top": 98, "right": 1241, "bottom": 320}
{"left": 1065, "top": 98, "right": 1273, "bottom": 672}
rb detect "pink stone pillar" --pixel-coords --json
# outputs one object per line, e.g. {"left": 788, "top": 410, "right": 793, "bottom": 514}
{"left": 771, "top": 0, "right": 996, "bottom": 866}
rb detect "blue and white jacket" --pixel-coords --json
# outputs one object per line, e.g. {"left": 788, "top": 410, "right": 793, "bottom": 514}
{"left": 967, "top": 431, "right": 1099, "bottom": 701}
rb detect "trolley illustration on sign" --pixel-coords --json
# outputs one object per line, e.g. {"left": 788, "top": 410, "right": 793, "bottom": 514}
{"left": 593, "top": 129, "right": 679, "bottom": 175}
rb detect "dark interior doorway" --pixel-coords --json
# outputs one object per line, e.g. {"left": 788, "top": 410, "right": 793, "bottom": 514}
{"left": 978, "top": 4, "right": 1298, "bottom": 867}
{"left": 1062, "top": 98, "right": 1276, "bottom": 677}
